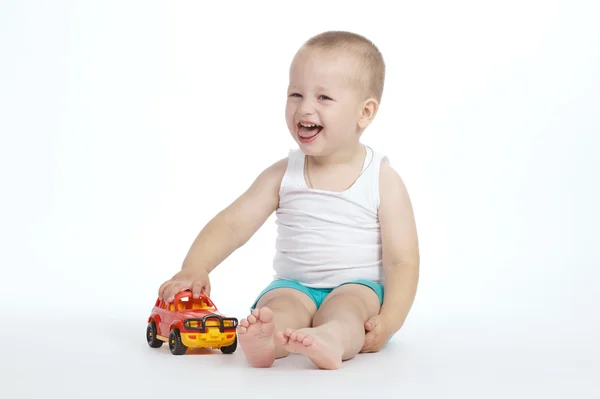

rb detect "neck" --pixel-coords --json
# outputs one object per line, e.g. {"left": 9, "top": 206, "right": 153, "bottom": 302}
{"left": 308, "top": 142, "right": 365, "bottom": 168}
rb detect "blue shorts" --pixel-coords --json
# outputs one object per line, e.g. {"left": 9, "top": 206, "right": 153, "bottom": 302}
{"left": 250, "top": 278, "right": 384, "bottom": 310}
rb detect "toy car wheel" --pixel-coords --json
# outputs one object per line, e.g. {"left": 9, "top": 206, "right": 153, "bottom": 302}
{"left": 146, "top": 321, "right": 163, "bottom": 348}
{"left": 220, "top": 336, "right": 237, "bottom": 354}
{"left": 169, "top": 329, "right": 187, "bottom": 355}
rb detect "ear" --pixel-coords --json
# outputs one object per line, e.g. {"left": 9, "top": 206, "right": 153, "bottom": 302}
{"left": 358, "top": 97, "right": 379, "bottom": 129}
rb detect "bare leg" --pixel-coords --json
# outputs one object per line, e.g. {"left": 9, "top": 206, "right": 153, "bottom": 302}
{"left": 237, "top": 288, "right": 316, "bottom": 367}
{"left": 275, "top": 284, "right": 380, "bottom": 370}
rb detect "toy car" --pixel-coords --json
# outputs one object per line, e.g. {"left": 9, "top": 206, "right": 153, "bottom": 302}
{"left": 146, "top": 290, "right": 238, "bottom": 355}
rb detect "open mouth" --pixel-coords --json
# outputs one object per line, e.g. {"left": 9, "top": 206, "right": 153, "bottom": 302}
{"left": 297, "top": 122, "right": 323, "bottom": 142}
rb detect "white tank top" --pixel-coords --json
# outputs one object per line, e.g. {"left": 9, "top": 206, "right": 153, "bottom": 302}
{"left": 272, "top": 146, "right": 388, "bottom": 288}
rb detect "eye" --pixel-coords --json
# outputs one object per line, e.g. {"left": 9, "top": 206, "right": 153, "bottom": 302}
{"left": 318, "top": 95, "right": 332, "bottom": 100}
{"left": 289, "top": 93, "right": 302, "bottom": 98}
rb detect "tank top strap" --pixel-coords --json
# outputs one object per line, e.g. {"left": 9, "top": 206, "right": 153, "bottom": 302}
{"left": 358, "top": 146, "right": 388, "bottom": 210}
{"left": 279, "top": 148, "right": 305, "bottom": 195}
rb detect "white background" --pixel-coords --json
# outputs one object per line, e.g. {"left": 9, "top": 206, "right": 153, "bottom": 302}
{"left": 1, "top": 0, "right": 598, "bottom": 397}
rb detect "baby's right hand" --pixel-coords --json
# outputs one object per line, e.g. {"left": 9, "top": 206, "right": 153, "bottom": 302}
{"left": 158, "top": 267, "right": 211, "bottom": 303}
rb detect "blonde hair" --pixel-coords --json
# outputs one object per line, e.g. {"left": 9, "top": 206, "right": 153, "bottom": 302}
{"left": 303, "top": 31, "right": 386, "bottom": 103}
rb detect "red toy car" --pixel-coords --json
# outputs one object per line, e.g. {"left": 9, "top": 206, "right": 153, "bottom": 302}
{"left": 146, "top": 290, "right": 238, "bottom": 355}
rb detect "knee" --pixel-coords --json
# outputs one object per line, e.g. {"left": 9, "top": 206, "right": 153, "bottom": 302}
{"left": 259, "top": 295, "right": 306, "bottom": 313}
{"left": 260, "top": 295, "right": 296, "bottom": 308}
{"left": 255, "top": 288, "right": 316, "bottom": 318}
{"left": 322, "top": 292, "right": 362, "bottom": 308}
{"left": 323, "top": 293, "right": 370, "bottom": 317}
{"left": 314, "top": 286, "right": 380, "bottom": 323}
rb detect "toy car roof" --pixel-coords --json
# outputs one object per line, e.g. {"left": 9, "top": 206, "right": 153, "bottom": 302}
{"left": 170, "top": 290, "right": 216, "bottom": 307}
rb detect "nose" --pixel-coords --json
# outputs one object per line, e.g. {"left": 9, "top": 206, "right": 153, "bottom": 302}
{"left": 297, "top": 97, "right": 315, "bottom": 116}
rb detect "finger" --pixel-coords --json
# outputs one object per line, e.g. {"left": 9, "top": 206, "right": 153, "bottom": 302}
{"left": 364, "top": 341, "right": 378, "bottom": 353}
{"left": 203, "top": 281, "right": 211, "bottom": 296}
{"left": 361, "top": 342, "right": 372, "bottom": 353}
{"left": 371, "top": 342, "right": 382, "bottom": 353}
{"left": 165, "top": 282, "right": 189, "bottom": 302}
{"left": 370, "top": 317, "right": 380, "bottom": 329}
{"left": 175, "top": 282, "right": 192, "bottom": 298}
{"left": 158, "top": 280, "right": 171, "bottom": 298}
{"left": 191, "top": 281, "right": 204, "bottom": 298}
{"left": 365, "top": 317, "right": 378, "bottom": 331}
{"left": 161, "top": 282, "right": 178, "bottom": 301}
{"left": 163, "top": 284, "right": 177, "bottom": 303}
{"left": 361, "top": 333, "right": 373, "bottom": 353}
{"left": 371, "top": 335, "right": 386, "bottom": 353}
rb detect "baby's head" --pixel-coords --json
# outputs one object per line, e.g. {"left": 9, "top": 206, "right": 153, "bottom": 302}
{"left": 285, "top": 31, "right": 385, "bottom": 156}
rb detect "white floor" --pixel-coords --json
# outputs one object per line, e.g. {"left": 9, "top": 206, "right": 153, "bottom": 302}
{"left": 2, "top": 309, "right": 597, "bottom": 399}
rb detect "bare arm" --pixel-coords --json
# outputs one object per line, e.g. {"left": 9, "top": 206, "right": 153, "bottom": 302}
{"left": 159, "top": 157, "right": 288, "bottom": 301}
{"left": 377, "top": 161, "right": 420, "bottom": 332}
{"left": 182, "top": 157, "right": 288, "bottom": 273}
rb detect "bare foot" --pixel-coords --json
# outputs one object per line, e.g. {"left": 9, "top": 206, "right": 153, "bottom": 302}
{"left": 276, "top": 327, "right": 344, "bottom": 370}
{"left": 237, "top": 307, "right": 276, "bottom": 367}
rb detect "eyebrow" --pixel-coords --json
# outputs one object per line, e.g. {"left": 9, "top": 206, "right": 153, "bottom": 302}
{"left": 288, "top": 85, "right": 332, "bottom": 92}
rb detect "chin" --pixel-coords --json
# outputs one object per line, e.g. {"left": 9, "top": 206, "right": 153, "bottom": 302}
{"left": 298, "top": 146, "right": 319, "bottom": 156}
{"left": 297, "top": 143, "right": 328, "bottom": 157}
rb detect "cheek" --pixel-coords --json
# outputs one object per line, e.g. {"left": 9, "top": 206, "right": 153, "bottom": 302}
{"left": 325, "top": 109, "right": 354, "bottom": 130}
{"left": 285, "top": 102, "right": 295, "bottom": 121}
{"left": 285, "top": 103, "right": 297, "bottom": 131}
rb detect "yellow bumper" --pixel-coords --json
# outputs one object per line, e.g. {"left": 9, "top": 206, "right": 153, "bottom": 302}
{"left": 181, "top": 331, "right": 236, "bottom": 349}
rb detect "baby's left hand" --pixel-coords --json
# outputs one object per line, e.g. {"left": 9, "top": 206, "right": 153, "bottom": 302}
{"left": 361, "top": 314, "right": 392, "bottom": 353}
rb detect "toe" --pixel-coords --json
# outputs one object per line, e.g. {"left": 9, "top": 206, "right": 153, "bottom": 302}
{"left": 258, "top": 307, "right": 273, "bottom": 323}
{"left": 240, "top": 319, "right": 249, "bottom": 327}
{"left": 238, "top": 326, "right": 248, "bottom": 334}
{"left": 251, "top": 308, "right": 260, "bottom": 318}
{"left": 284, "top": 327, "right": 294, "bottom": 337}
{"left": 274, "top": 331, "right": 288, "bottom": 345}
{"left": 247, "top": 314, "right": 257, "bottom": 324}
{"left": 301, "top": 334, "right": 314, "bottom": 346}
